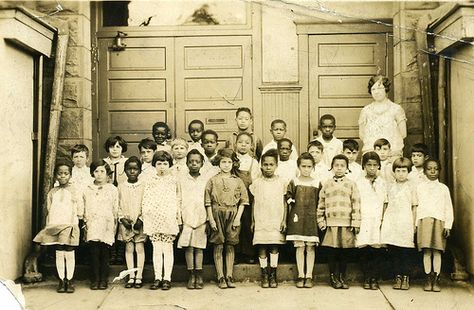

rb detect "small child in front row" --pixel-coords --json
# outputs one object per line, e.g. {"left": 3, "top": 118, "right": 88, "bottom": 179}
{"left": 416, "top": 159, "right": 454, "bottom": 292}
{"left": 138, "top": 138, "right": 157, "bottom": 182}
{"left": 104, "top": 136, "right": 129, "bottom": 186}
{"left": 374, "top": 138, "right": 395, "bottom": 183}
{"left": 286, "top": 152, "right": 321, "bottom": 288}
{"left": 142, "top": 151, "right": 182, "bottom": 291}
{"left": 262, "top": 119, "right": 298, "bottom": 161}
{"left": 317, "top": 154, "right": 361, "bottom": 289}
{"left": 307, "top": 140, "right": 332, "bottom": 184}
{"left": 206, "top": 148, "right": 249, "bottom": 289}
{"left": 34, "top": 160, "right": 82, "bottom": 293}
{"left": 117, "top": 157, "right": 146, "bottom": 289}
{"left": 83, "top": 160, "right": 119, "bottom": 290}
{"left": 250, "top": 149, "right": 288, "bottom": 288}
{"left": 343, "top": 139, "right": 363, "bottom": 181}
{"left": 275, "top": 138, "right": 298, "bottom": 185}
{"left": 408, "top": 143, "right": 429, "bottom": 186}
{"left": 187, "top": 119, "right": 205, "bottom": 156}
{"left": 177, "top": 149, "right": 208, "bottom": 289}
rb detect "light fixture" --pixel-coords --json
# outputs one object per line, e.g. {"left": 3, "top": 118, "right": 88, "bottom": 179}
{"left": 112, "top": 31, "right": 127, "bottom": 51}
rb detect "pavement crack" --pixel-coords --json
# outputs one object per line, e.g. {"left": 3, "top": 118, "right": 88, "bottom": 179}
{"left": 378, "top": 287, "right": 396, "bottom": 310}
{"left": 97, "top": 286, "right": 116, "bottom": 309}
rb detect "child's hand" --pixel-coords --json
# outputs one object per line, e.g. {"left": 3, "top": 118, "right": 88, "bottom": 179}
{"left": 133, "top": 218, "right": 143, "bottom": 231}
{"left": 120, "top": 218, "right": 132, "bottom": 229}
{"left": 280, "top": 221, "right": 287, "bottom": 233}
{"left": 319, "top": 223, "right": 327, "bottom": 231}
{"left": 443, "top": 228, "right": 450, "bottom": 238}
{"left": 351, "top": 227, "right": 360, "bottom": 234}
{"left": 209, "top": 220, "right": 218, "bottom": 232}
{"left": 79, "top": 219, "right": 85, "bottom": 230}
{"left": 232, "top": 219, "right": 241, "bottom": 230}
{"left": 250, "top": 222, "right": 255, "bottom": 233}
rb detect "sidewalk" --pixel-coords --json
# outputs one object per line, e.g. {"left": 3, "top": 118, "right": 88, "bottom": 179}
{"left": 22, "top": 279, "right": 474, "bottom": 310}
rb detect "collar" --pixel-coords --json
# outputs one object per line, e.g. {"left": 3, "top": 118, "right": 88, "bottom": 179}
{"left": 233, "top": 129, "right": 254, "bottom": 136}
{"left": 126, "top": 180, "right": 142, "bottom": 188}
{"left": 105, "top": 156, "right": 125, "bottom": 164}
{"left": 333, "top": 175, "right": 345, "bottom": 182}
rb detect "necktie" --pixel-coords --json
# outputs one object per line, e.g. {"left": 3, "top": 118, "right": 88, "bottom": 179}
{"left": 113, "top": 162, "right": 118, "bottom": 186}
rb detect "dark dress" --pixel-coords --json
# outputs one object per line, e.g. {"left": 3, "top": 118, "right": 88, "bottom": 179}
{"left": 236, "top": 169, "right": 255, "bottom": 257}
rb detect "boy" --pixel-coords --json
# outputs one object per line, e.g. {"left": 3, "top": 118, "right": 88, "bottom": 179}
{"left": 170, "top": 138, "right": 189, "bottom": 178}
{"left": 59, "top": 144, "right": 94, "bottom": 192}
{"left": 275, "top": 138, "right": 298, "bottom": 185}
{"left": 262, "top": 119, "right": 298, "bottom": 161}
{"left": 187, "top": 119, "right": 205, "bottom": 156}
{"left": 408, "top": 143, "right": 429, "bottom": 185}
{"left": 225, "top": 107, "right": 263, "bottom": 161}
{"left": 343, "top": 139, "right": 363, "bottom": 181}
{"left": 138, "top": 138, "right": 157, "bottom": 181}
{"left": 307, "top": 140, "right": 332, "bottom": 184}
{"left": 151, "top": 121, "right": 172, "bottom": 154}
{"left": 201, "top": 129, "right": 220, "bottom": 178}
{"left": 374, "top": 138, "right": 395, "bottom": 183}
{"left": 314, "top": 114, "right": 343, "bottom": 166}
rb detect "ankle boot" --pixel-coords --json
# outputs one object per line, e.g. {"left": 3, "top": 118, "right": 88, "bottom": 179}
{"left": 195, "top": 270, "right": 204, "bottom": 289}
{"left": 57, "top": 279, "right": 66, "bottom": 293}
{"left": 269, "top": 267, "right": 278, "bottom": 288}
{"left": 65, "top": 279, "right": 75, "bottom": 293}
{"left": 186, "top": 270, "right": 195, "bottom": 289}
{"left": 432, "top": 272, "right": 441, "bottom": 292}
{"left": 423, "top": 272, "right": 433, "bottom": 291}
{"left": 401, "top": 275, "right": 409, "bottom": 290}
{"left": 393, "top": 275, "right": 402, "bottom": 290}
{"left": 260, "top": 268, "right": 269, "bottom": 288}
{"left": 329, "top": 273, "right": 342, "bottom": 289}
{"left": 339, "top": 273, "right": 349, "bottom": 289}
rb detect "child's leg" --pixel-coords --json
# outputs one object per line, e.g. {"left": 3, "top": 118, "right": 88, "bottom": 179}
{"left": 162, "top": 241, "right": 174, "bottom": 281}
{"left": 432, "top": 250, "right": 442, "bottom": 274}
{"left": 89, "top": 242, "right": 100, "bottom": 283}
{"left": 55, "top": 247, "right": 66, "bottom": 280}
{"left": 135, "top": 242, "right": 145, "bottom": 280}
{"left": 99, "top": 242, "right": 110, "bottom": 282}
{"left": 125, "top": 242, "right": 135, "bottom": 277}
{"left": 258, "top": 246, "right": 268, "bottom": 268}
{"left": 195, "top": 248, "right": 203, "bottom": 270}
{"left": 152, "top": 241, "right": 164, "bottom": 280}
{"left": 213, "top": 244, "right": 224, "bottom": 279}
{"left": 295, "top": 243, "right": 305, "bottom": 278}
{"left": 225, "top": 244, "right": 235, "bottom": 278}
{"left": 269, "top": 245, "right": 279, "bottom": 288}
{"left": 339, "top": 248, "right": 349, "bottom": 276}
{"left": 63, "top": 246, "right": 76, "bottom": 280}
{"left": 185, "top": 247, "right": 194, "bottom": 270}
{"left": 327, "top": 247, "right": 337, "bottom": 275}
{"left": 305, "top": 245, "right": 315, "bottom": 279}
{"left": 423, "top": 249, "right": 433, "bottom": 274}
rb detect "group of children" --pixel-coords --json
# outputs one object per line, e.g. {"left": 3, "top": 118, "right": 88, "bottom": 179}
{"left": 33, "top": 104, "right": 453, "bottom": 294}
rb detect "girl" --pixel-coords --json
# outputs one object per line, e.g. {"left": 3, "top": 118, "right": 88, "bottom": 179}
{"left": 170, "top": 137, "right": 189, "bottom": 178}
{"left": 250, "top": 149, "right": 287, "bottom": 288}
{"left": 152, "top": 121, "right": 172, "bottom": 154}
{"left": 286, "top": 152, "right": 320, "bottom": 288}
{"left": 142, "top": 151, "right": 182, "bottom": 291}
{"left": 416, "top": 159, "right": 453, "bottom": 292}
{"left": 381, "top": 157, "right": 417, "bottom": 290}
{"left": 103, "top": 135, "right": 128, "bottom": 187}
{"left": 83, "top": 160, "right": 119, "bottom": 290}
{"left": 117, "top": 156, "right": 146, "bottom": 289}
{"left": 33, "top": 160, "right": 82, "bottom": 293}
{"left": 205, "top": 148, "right": 249, "bottom": 289}
{"left": 355, "top": 152, "right": 387, "bottom": 290}
{"left": 317, "top": 154, "right": 361, "bottom": 289}
{"left": 178, "top": 149, "right": 208, "bottom": 289}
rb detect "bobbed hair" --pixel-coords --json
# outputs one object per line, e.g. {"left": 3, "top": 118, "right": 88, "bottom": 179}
{"left": 211, "top": 148, "right": 240, "bottom": 175}
{"left": 297, "top": 152, "right": 315, "bottom": 167}
{"left": 104, "top": 135, "right": 128, "bottom": 153}
{"left": 331, "top": 154, "right": 349, "bottom": 169}
{"left": 152, "top": 150, "right": 173, "bottom": 167}
{"left": 392, "top": 157, "right": 413, "bottom": 172}
{"left": 368, "top": 75, "right": 391, "bottom": 94}
{"left": 90, "top": 159, "right": 112, "bottom": 177}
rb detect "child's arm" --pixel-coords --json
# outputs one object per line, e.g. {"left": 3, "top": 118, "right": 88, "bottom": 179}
{"left": 280, "top": 194, "right": 288, "bottom": 233}
{"left": 250, "top": 199, "right": 255, "bottom": 232}
{"left": 443, "top": 186, "right": 454, "bottom": 237}
{"left": 350, "top": 182, "right": 361, "bottom": 234}
{"left": 44, "top": 190, "right": 53, "bottom": 225}
{"left": 255, "top": 137, "right": 263, "bottom": 162}
{"left": 205, "top": 179, "right": 217, "bottom": 231}
{"left": 395, "top": 106, "right": 408, "bottom": 139}
{"left": 176, "top": 181, "right": 183, "bottom": 229}
{"left": 316, "top": 184, "right": 327, "bottom": 230}
{"left": 232, "top": 179, "right": 250, "bottom": 228}
{"left": 74, "top": 187, "right": 84, "bottom": 221}
{"left": 112, "top": 187, "right": 119, "bottom": 220}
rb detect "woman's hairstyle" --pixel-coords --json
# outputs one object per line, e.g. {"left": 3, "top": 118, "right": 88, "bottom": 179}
{"left": 362, "top": 151, "right": 381, "bottom": 169}
{"left": 297, "top": 152, "right": 315, "bottom": 167}
{"left": 212, "top": 148, "right": 240, "bottom": 175}
{"left": 104, "top": 135, "right": 128, "bottom": 153}
{"left": 392, "top": 157, "right": 413, "bottom": 172}
{"left": 124, "top": 156, "right": 142, "bottom": 171}
{"left": 368, "top": 75, "right": 391, "bottom": 94}
{"left": 423, "top": 158, "right": 441, "bottom": 171}
{"left": 186, "top": 149, "right": 204, "bottom": 162}
{"left": 90, "top": 159, "right": 112, "bottom": 177}
{"left": 236, "top": 131, "right": 253, "bottom": 143}
{"left": 138, "top": 137, "right": 157, "bottom": 151}
{"left": 152, "top": 150, "right": 174, "bottom": 167}
{"left": 170, "top": 137, "right": 189, "bottom": 150}
{"left": 70, "top": 144, "right": 89, "bottom": 157}
{"left": 331, "top": 154, "right": 349, "bottom": 169}
{"left": 260, "top": 148, "right": 279, "bottom": 163}
{"left": 54, "top": 159, "right": 73, "bottom": 176}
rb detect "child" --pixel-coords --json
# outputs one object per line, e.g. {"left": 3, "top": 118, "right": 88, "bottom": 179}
{"left": 83, "top": 160, "right": 119, "bottom": 290}
{"left": 225, "top": 107, "right": 263, "bottom": 161}
{"left": 250, "top": 149, "right": 287, "bottom": 288}
{"left": 69, "top": 144, "right": 94, "bottom": 192}
{"left": 201, "top": 129, "right": 220, "bottom": 178}
{"left": 103, "top": 136, "right": 128, "bottom": 186}
{"left": 206, "top": 148, "right": 249, "bottom": 289}
{"left": 381, "top": 157, "right": 417, "bottom": 290}
{"left": 307, "top": 140, "right": 332, "bottom": 184}
{"left": 374, "top": 138, "right": 395, "bottom": 183}
{"left": 187, "top": 119, "right": 205, "bottom": 156}
{"left": 359, "top": 75, "right": 407, "bottom": 158}
{"left": 138, "top": 138, "right": 158, "bottom": 182}
{"left": 416, "top": 159, "right": 453, "bottom": 292}
{"left": 343, "top": 139, "right": 363, "bottom": 181}
{"left": 317, "top": 154, "right": 361, "bottom": 289}
{"left": 142, "top": 151, "right": 182, "bottom": 291}
{"left": 262, "top": 119, "right": 298, "bottom": 161}
{"left": 33, "top": 160, "right": 82, "bottom": 293}
{"left": 117, "top": 156, "right": 146, "bottom": 289}
{"left": 275, "top": 138, "right": 298, "bottom": 185}
{"left": 314, "top": 114, "right": 343, "bottom": 167}
{"left": 152, "top": 121, "right": 172, "bottom": 154}
{"left": 286, "top": 152, "right": 320, "bottom": 288}
{"left": 408, "top": 143, "right": 429, "bottom": 185}
{"left": 355, "top": 152, "right": 387, "bottom": 290}
{"left": 178, "top": 149, "right": 208, "bottom": 289}
{"left": 170, "top": 138, "right": 189, "bottom": 178}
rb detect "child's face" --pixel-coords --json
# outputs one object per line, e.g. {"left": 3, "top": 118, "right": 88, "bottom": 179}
{"left": 332, "top": 159, "right": 347, "bottom": 178}
{"left": 364, "top": 159, "right": 379, "bottom": 178}
{"left": 201, "top": 134, "right": 217, "bottom": 156}
{"left": 72, "top": 151, "right": 87, "bottom": 168}
{"left": 424, "top": 161, "right": 440, "bottom": 181}
{"left": 236, "top": 135, "right": 252, "bottom": 155}
{"left": 140, "top": 147, "right": 155, "bottom": 164}
{"left": 108, "top": 142, "right": 123, "bottom": 159}
{"left": 219, "top": 157, "right": 233, "bottom": 174}
{"left": 299, "top": 159, "right": 314, "bottom": 177}
{"left": 343, "top": 148, "right": 359, "bottom": 163}
{"left": 125, "top": 162, "right": 141, "bottom": 183}
{"left": 236, "top": 111, "right": 252, "bottom": 131}
{"left": 411, "top": 152, "right": 426, "bottom": 168}
{"left": 278, "top": 141, "right": 292, "bottom": 161}
{"left": 172, "top": 144, "right": 188, "bottom": 160}
{"left": 152, "top": 126, "right": 168, "bottom": 144}
{"left": 155, "top": 160, "right": 170, "bottom": 176}
{"left": 261, "top": 156, "right": 277, "bottom": 178}
{"left": 370, "top": 80, "right": 387, "bottom": 101}
{"left": 187, "top": 154, "right": 203, "bottom": 174}
{"left": 56, "top": 165, "right": 72, "bottom": 186}
{"left": 374, "top": 145, "right": 390, "bottom": 161}
{"left": 93, "top": 166, "right": 108, "bottom": 185}
{"left": 320, "top": 119, "right": 336, "bottom": 139}
{"left": 394, "top": 167, "right": 409, "bottom": 182}
{"left": 308, "top": 146, "right": 323, "bottom": 164}
{"left": 189, "top": 123, "right": 203, "bottom": 142}
{"left": 270, "top": 123, "right": 286, "bottom": 141}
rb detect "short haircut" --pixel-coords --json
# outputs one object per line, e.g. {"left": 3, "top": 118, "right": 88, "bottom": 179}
{"left": 152, "top": 121, "right": 170, "bottom": 133}
{"left": 261, "top": 148, "right": 279, "bottom": 163}
{"left": 374, "top": 138, "right": 391, "bottom": 149}
{"left": 236, "top": 131, "right": 253, "bottom": 143}
{"left": 138, "top": 138, "right": 157, "bottom": 151}
{"left": 331, "top": 154, "right": 349, "bottom": 169}
{"left": 125, "top": 156, "right": 142, "bottom": 171}
{"left": 423, "top": 158, "right": 441, "bottom": 171}
{"left": 152, "top": 150, "right": 173, "bottom": 167}
{"left": 307, "top": 140, "right": 324, "bottom": 152}
{"left": 170, "top": 137, "right": 189, "bottom": 150}
{"left": 54, "top": 159, "right": 73, "bottom": 176}
{"left": 343, "top": 139, "right": 359, "bottom": 152}
{"left": 188, "top": 119, "right": 204, "bottom": 131}
{"left": 104, "top": 135, "right": 128, "bottom": 153}
{"left": 211, "top": 148, "right": 240, "bottom": 175}
{"left": 297, "top": 152, "right": 315, "bottom": 167}
{"left": 186, "top": 149, "right": 204, "bottom": 162}
{"left": 362, "top": 151, "right": 381, "bottom": 168}
{"left": 319, "top": 114, "right": 336, "bottom": 126}
{"left": 70, "top": 144, "right": 89, "bottom": 157}
{"left": 368, "top": 75, "right": 391, "bottom": 94}
{"left": 411, "top": 143, "right": 429, "bottom": 156}
{"left": 270, "top": 119, "right": 286, "bottom": 128}
{"left": 201, "top": 129, "right": 218, "bottom": 141}
{"left": 90, "top": 159, "right": 112, "bottom": 177}
{"left": 277, "top": 137, "right": 293, "bottom": 149}
{"left": 392, "top": 157, "right": 413, "bottom": 172}
{"left": 235, "top": 107, "right": 252, "bottom": 117}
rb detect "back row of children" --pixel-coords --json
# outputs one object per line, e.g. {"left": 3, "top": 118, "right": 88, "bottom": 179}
{"left": 34, "top": 104, "right": 453, "bottom": 295}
